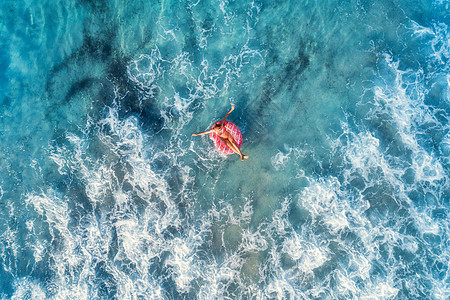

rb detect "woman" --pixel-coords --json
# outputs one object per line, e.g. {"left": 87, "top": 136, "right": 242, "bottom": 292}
{"left": 192, "top": 105, "right": 249, "bottom": 161}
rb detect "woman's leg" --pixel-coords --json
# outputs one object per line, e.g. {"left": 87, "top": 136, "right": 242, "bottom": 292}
{"left": 222, "top": 138, "right": 248, "bottom": 160}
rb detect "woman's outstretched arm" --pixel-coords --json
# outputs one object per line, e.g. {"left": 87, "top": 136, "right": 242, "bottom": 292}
{"left": 192, "top": 129, "right": 215, "bottom": 136}
{"left": 219, "top": 105, "right": 235, "bottom": 126}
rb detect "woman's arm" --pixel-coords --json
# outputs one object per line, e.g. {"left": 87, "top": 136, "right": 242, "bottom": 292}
{"left": 192, "top": 129, "right": 215, "bottom": 136}
{"left": 193, "top": 105, "right": 235, "bottom": 136}
{"left": 218, "top": 105, "right": 235, "bottom": 126}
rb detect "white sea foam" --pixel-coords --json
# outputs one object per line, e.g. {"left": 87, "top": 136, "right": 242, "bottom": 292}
{"left": 411, "top": 18, "right": 449, "bottom": 68}
{"left": 21, "top": 189, "right": 101, "bottom": 299}
{"left": 25, "top": 190, "right": 70, "bottom": 241}
{"left": 301, "top": 177, "right": 352, "bottom": 233}
{"left": 371, "top": 55, "right": 446, "bottom": 185}
{"left": 196, "top": 252, "right": 243, "bottom": 299}
{"left": 11, "top": 278, "right": 47, "bottom": 300}
{"left": 23, "top": 104, "right": 194, "bottom": 298}
{"left": 0, "top": 226, "right": 18, "bottom": 275}
{"left": 284, "top": 45, "right": 449, "bottom": 297}
{"left": 127, "top": 49, "right": 163, "bottom": 99}
{"left": 241, "top": 227, "right": 268, "bottom": 252}
{"left": 441, "top": 132, "right": 450, "bottom": 165}
{"left": 271, "top": 145, "right": 306, "bottom": 171}
{"left": 282, "top": 234, "right": 329, "bottom": 273}
{"left": 357, "top": 272, "right": 399, "bottom": 300}
{"left": 293, "top": 171, "right": 404, "bottom": 298}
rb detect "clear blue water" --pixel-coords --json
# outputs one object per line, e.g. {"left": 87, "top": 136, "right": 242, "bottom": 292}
{"left": 0, "top": 0, "right": 449, "bottom": 298}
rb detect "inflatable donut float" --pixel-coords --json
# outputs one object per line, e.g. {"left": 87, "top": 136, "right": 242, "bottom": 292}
{"left": 209, "top": 121, "right": 242, "bottom": 154}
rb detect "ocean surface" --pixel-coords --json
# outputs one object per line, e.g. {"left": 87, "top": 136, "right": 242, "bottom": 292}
{"left": 0, "top": 0, "right": 449, "bottom": 299}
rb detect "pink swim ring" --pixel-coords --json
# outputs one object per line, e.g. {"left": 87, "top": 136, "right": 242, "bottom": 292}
{"left": 209, "top": 121, "right": 243, "bottom": 154}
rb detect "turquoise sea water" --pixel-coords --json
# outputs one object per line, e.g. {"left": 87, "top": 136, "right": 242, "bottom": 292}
{"left": 0, "top": 0, "right": 449, "bottom": 298}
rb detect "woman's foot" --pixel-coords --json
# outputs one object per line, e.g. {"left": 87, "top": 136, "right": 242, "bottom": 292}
{"left": 241, "top": 155, "right": 249, "bottom": 161}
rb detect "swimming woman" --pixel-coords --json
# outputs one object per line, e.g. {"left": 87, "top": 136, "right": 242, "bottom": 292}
{"left": 192, "top": 105, "right": 249, "bottom": 161}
